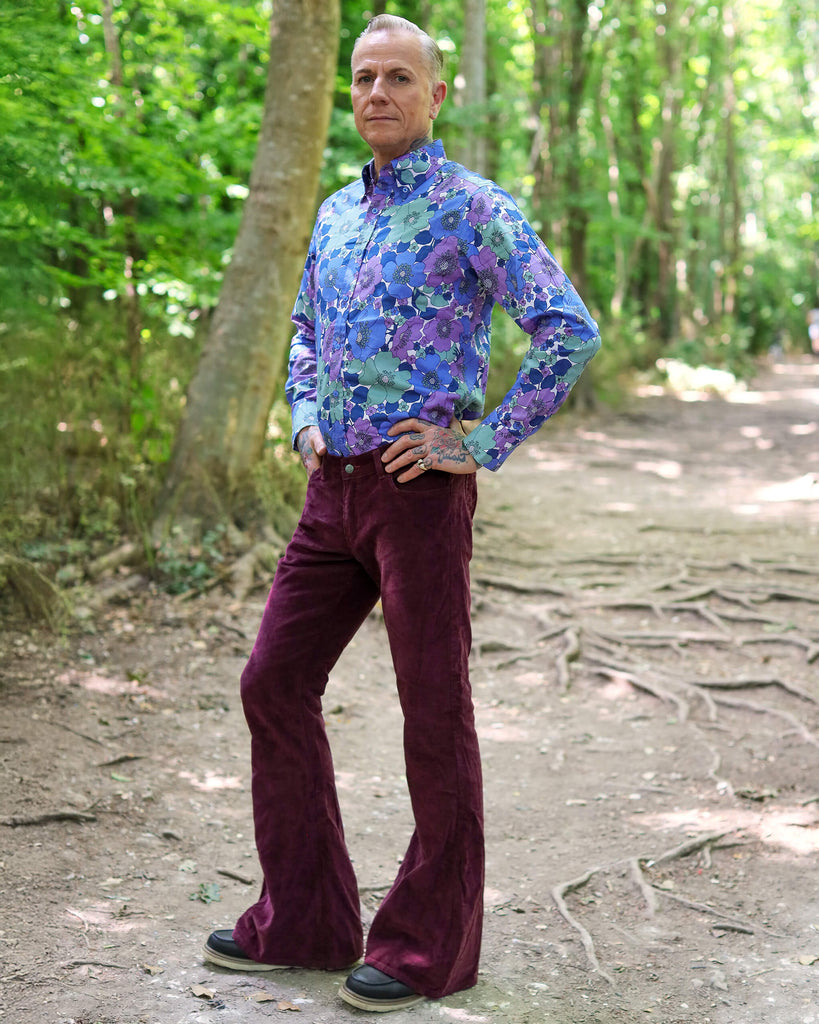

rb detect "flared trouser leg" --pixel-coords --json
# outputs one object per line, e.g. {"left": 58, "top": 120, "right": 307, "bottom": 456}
{"left": 232, "top": 460, "right": 378, "bottom": 969}
{"left": 234, "top": 448, "right": 483, "bottom": 996}
{"left": 357, "top": 459, "right": 483, "bottom": 1000}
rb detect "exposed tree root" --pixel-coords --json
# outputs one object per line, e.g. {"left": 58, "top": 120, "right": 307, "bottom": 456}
{"left": 0, "top": 554, "right": 71, "bottom": 629}
{"left": 473, "top": 572, "right": 568, "bottom": 597}
{"left": 692, "top": 676, "right": 818, "bottom": 705}
{"left": 652, "top": 888, "right": 785, "bottom": 938}
{"left": 556, "top": 627, "right": 580, "bottom": 692}
{"left": 710, "top": 694, "right": 819, "bottom": 748}
{"left": 627, "top": 857, "right": 658, "bottom": 915}
{"left": 552, "top": 832, "right": 738, "bottom": 983}
{"left": 551, "top": 868, "right": 616, "bottom": 986}
{"left": 643, "top": 830, "right": 730, "bottom": 867}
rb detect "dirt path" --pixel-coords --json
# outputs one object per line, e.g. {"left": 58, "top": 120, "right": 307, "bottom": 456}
{"left": 1, "top": 358, "right": 818, "bottom": 1024}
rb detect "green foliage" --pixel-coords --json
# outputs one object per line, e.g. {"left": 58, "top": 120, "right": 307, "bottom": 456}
{"left": 189, "top": 882, "right": 221, "bottom": 904}
{"left": 2, "top": 0, "right": 817, "bottom": 555}
{"left": 664, "top": 320, "right": 757, "bottom": 382}
{"left": 154, "top": 525, "right": 226, "bottom": 595}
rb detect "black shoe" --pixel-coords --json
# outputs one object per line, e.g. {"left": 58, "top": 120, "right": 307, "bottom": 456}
{"left": 203, "top": 929, "right": 287, "bottom": 972}
{"left": 340, "top": 964, "right": 425, "bottom": 1012}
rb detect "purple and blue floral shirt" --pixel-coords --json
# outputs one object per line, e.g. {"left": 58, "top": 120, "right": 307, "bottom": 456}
{"left": 286, "top": 140, "right": 600, "bottom": 471}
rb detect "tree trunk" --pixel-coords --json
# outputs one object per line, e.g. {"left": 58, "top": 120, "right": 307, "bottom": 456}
{"left": 528, "top": 0, "right": 563, "bottom": 249}
{"left": 155, "top": 0, "right": 340, "bottom": 536}
{"left": 564, "top": 0, "right": 589, "bottom": 295}
{"left": 459, "top": 0, "right": 488, "bottom": 176}
{"left": 722, "top": 4, "right": 742, "bottom": 319}
{"left": 102, "top": 0, "right": 143, "bottom": 434}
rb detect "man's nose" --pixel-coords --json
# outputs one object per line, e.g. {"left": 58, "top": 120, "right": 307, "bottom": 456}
{"left": 370, "top": 74, "right": 389, "bottom": 101}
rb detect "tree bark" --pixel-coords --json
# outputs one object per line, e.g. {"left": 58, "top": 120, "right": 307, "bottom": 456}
{"left": 155, "top": 0, "right": 340, "bottom": 536}
{"left": 459, "top": 0, "right": 488, "bottom": 176}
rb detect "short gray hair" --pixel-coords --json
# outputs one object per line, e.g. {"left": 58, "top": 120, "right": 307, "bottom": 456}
{"left": 352, "top": 15, "right": 444, "bottom": 85}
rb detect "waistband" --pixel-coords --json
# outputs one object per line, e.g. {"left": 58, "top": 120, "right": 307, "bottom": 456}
{"left": 319, "top": 444, "right": 393, "bottom": 480}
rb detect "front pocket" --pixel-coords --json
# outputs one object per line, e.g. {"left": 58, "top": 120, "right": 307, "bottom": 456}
{"left": 386, "top": 468, "right": 453, "bottom": 495}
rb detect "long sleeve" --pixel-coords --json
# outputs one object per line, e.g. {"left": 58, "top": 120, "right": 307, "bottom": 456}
{"left": 286, "top": 236, "right": 320, "bottom": 445}
{"left": 460, "top": 189, "right": 600, "bottom": 471}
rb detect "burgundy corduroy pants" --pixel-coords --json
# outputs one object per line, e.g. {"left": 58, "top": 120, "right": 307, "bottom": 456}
{"left": 232, "top": 446, "right": 484, "bottom": 999}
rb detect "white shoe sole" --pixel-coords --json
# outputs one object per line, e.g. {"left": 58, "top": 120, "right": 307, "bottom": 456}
{"left": 202, "top": 942, "right": 289, "bottom": 972}
{"left": 340, "top": 983, "right": 425, "bottom": 1012}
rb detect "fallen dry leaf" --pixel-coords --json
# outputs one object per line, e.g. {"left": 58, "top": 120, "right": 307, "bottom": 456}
{"left": 247, "top": 991, "right": 277, "bottom": 1003}
{"left": 190, "top": 983, "right": 214, "bottom": 999}
{"left": 278, "top": 1000, "right": 301, "bottom": 1011}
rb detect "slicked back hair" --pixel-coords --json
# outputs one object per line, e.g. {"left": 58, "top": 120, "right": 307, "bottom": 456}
{"left": 352, "top": 15, "right": 445, "bottom": 86}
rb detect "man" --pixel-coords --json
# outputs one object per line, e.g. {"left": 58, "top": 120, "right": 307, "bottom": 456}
{"left": 204, "top": 14, "right": 600, "bottom": 1012}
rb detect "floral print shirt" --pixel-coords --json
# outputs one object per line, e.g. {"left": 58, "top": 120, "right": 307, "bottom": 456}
{"left": 286, "top": 140, "right": 600, "bottom": 471}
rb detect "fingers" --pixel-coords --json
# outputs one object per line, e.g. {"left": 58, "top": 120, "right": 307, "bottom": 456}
{"left": 387, "top": 418, "right": 424, "bottom": 437}
{"left": 296, "top": 425, "right": 325, "bottom": 476}
{"left": 382, "top": 421, "right": 478, "bottom": 480}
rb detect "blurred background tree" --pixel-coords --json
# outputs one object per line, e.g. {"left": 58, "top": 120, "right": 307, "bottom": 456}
{"left": 1, "top": 0, "right": 817, "bottom": 577}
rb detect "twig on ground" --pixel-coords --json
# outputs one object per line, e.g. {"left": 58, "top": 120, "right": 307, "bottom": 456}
{"left": 62, "top": 960, "right": 128, "bottom": 970}
{"left": 216, "top": 868, "right": 254, "bottom": 885}
{"left": 44, "top": 719, "right": 106, "bottom": 746}
{"left": 2, "top": 810, "right": 97, "bottom": 827}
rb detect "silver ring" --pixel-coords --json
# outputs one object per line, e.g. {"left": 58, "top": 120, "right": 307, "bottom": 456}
{"left": 416, "top": 458, "right": 428, "bottom": 471}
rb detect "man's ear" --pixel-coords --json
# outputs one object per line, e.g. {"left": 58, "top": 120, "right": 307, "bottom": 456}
{"left": 430, "top": 80, "right": 447, "bottom": 119}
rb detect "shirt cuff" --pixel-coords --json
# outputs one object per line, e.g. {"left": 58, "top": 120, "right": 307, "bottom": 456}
{"left": 462, "top": 423, "right": 501, "bottom": 471}
{"left": 291, "top": 402, "right": 318, "bottom": 449}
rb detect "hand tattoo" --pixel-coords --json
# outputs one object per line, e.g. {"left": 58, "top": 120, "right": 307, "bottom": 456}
{"left": 297, "top": 430, "right": 314, "bottom": 467}
{"left": 429, "top": 433, "right": 469, "bottom": 463}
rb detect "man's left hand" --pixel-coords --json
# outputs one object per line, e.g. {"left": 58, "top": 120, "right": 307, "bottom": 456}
{"left": 383, "top": 418, "right": 479, "bottom": 482}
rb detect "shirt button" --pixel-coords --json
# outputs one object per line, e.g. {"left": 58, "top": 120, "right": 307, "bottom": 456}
{"left": 345, "top": 464, "right": 355, "bottom": 474}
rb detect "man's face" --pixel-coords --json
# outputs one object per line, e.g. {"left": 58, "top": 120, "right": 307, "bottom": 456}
{"left": 351, "top": 30, "right": 446, "bottom": 172}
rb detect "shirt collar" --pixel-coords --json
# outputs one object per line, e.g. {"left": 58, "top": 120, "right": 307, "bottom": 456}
{"left": 362, "top": 139, "right": 448, "bottom": 200}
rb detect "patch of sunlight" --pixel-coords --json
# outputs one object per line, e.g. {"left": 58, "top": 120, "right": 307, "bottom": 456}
{"left": 640, "top": 806, "right": 819, "bottom": 857}
{"left": 527, "top": 451, "right": 577, "bottom": 472}
{"left": 755, "top": 473, "right": 819, "bottom": 503}
{"left": 600, "top": 676, "right": 636, "bottom": 701}
{"left": 578, "top": 429, "right": 673, "bottom": 452}
{"left": 177, "top": 769, "right": 242, "bottom": 791}
{"left": 58, "top": 669, "right": 167, "bottom": 701}
{"left": 634, "top": 459, "right": 683, "bottom": 480}
{"left": 727, "top": 385, "right": 819, "bottom": 407}
{"left": 477, "top": 722, "right": 531, "bottom": 743}
{"left": 65, "top": 904, "right": 145, "bottom": 933}
{"left": 603, "top": 501, "right": 637, "bottom": 512}
{"left": 334, "top": 770, "right": 357, "bottom": 791}
{"left": 657, "top": 358, "right": 747, "bottom": 399}
{"left": 439, "top": 1008, "right": 490, "bottom": 1022}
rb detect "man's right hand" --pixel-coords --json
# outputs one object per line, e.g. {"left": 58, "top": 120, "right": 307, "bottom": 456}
{"left": 296, "top": 425, "right": 326, "bottom": 477}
